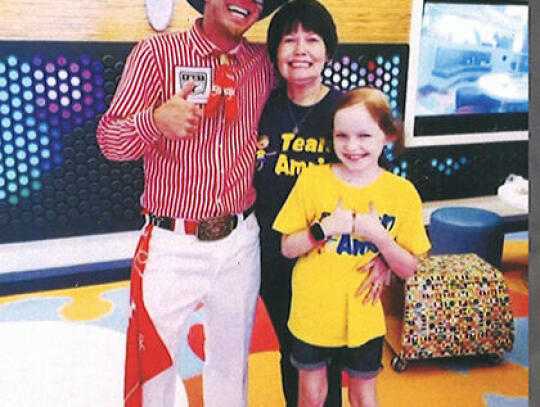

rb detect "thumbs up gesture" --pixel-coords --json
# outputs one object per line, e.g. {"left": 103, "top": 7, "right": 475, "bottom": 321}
{"left": 320, "top": 198, "right": 354, "bottom": 237}
{"left": 154, "top": 80, "right": 203, "bottom": 140}
{"left": 353, "top": 202, "right": 385, "bottom": 242}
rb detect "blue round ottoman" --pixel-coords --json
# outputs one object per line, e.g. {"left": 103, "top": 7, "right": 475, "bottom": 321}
{"left": 429, "top": 207, "right": 504, "bottom": 267}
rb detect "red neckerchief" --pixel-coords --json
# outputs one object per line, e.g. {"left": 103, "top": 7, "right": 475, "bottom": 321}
{"left": 204, "top": 53, "right": 238, "bottom": 122}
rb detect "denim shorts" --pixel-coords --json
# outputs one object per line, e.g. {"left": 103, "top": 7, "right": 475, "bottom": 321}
{"left": 290, "top": 335, "right": 384, "bottom": 378}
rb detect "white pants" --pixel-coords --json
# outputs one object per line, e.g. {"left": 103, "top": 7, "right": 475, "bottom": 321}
{"left": 141, "top": 214, "right": 261, "bottom": 407}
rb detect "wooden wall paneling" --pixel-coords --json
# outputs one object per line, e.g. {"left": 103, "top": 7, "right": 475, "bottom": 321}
{"left": 0, "top": 0, "right": 412, "bottom": 43}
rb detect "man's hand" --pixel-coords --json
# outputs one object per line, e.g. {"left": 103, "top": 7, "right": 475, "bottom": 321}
{"left": 355, "top": 255, "right": 391, "bottom": 304}
{"left": 154, "top": 81, "right": 202, "bottom": 139}
{"left": 320, "top": 198, "right": 354, "bottom": 237}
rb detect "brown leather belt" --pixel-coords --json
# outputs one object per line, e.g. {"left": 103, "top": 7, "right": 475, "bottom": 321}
{"left": 146, "top": 206, "right": 255, "bottom": 241}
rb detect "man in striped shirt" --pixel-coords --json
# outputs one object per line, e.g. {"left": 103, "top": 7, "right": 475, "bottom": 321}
{"left": 97, "top": 0, "right": 286, "bottom": 406}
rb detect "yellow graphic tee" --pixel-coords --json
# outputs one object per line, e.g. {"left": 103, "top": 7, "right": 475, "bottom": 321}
{"left": 273, "top": 164, "right": 431, "bottom": 347}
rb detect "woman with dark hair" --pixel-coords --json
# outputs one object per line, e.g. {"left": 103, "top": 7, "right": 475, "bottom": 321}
{"left": 255, "top": 1, "right": 388, "bottom": 405}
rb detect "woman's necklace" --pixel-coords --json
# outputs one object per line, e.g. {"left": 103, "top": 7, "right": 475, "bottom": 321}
{"left": 285, "top": 86, "right": 325, "bottom": 135}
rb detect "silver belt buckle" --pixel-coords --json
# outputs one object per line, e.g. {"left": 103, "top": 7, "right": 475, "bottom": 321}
{"left": 197, "top": 215, "right": 235, "bottom": 241}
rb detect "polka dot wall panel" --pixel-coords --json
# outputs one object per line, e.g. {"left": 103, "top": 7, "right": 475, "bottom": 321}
{"left": 0, "top": 41, "right": 141, "bottom": 243}
{"left": 0, "top": 42, "right": 527, "bottom": 244}
{"left": 324, "top": 44, "right": 407, "bottom": 119}
{"left": 399, "top": 141, "right": 527, "bottom": 202}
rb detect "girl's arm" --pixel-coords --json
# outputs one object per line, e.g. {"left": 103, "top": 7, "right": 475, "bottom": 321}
{"left": 353, "top": 203, "right": 419, "bottom": 278}
{"left": 281, "top": 198, "right": 354, "bottom": 259}
{"left": 281, "top": 229, "right": 320, "bottom": 259}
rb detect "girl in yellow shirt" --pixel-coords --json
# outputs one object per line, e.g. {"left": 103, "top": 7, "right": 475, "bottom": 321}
{"left": 273, "top": 88, "right": 431, "bottom": 407}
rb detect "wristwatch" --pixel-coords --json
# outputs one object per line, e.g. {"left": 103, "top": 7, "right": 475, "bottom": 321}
{"left": 309, "top": 222, "right": 326, "bottom": 242}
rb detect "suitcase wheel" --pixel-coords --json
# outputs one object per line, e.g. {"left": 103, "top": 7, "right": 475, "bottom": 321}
{"left": 487, "top": 352, "right": 503, "bottom": 365}
{"left": 391, "top": 356, "right": 407, "bottom": 372}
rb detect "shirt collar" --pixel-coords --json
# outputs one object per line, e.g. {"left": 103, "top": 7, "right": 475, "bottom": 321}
{"left": 189, "top": 18, "right": 248, "bottom": 63}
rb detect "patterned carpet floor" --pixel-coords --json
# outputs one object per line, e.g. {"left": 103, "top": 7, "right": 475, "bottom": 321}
{"left": 0, "top": 239, "right": 528, "bottom": 407}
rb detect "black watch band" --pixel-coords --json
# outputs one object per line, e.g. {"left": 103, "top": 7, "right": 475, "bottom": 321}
{"left": 309, "top": 222, "right": 326, "bottom": 242}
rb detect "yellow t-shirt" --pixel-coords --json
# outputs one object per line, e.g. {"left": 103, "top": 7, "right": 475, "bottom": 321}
{"left": 273, "top": 165, "right": 431, "bottom": 347}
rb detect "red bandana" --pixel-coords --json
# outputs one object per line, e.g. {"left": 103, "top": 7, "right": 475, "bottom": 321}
{"left": 204, "top": 53, "right": 238, "bottom": 122}
{"left": 124, "top": 225, "right": 173, "bottom": 407}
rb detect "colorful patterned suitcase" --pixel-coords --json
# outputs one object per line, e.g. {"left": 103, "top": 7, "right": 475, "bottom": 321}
{"left": 382, "top": 253, "right": 514, "bottom": 372}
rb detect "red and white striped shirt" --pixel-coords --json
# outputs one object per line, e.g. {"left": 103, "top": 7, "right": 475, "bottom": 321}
{"left": 97, "top": 19, "right": 273, "bottom": 219}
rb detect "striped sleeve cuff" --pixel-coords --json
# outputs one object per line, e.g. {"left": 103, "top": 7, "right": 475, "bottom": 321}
{"left": 135, "top": 107, "right": 162, "bottom": 145}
